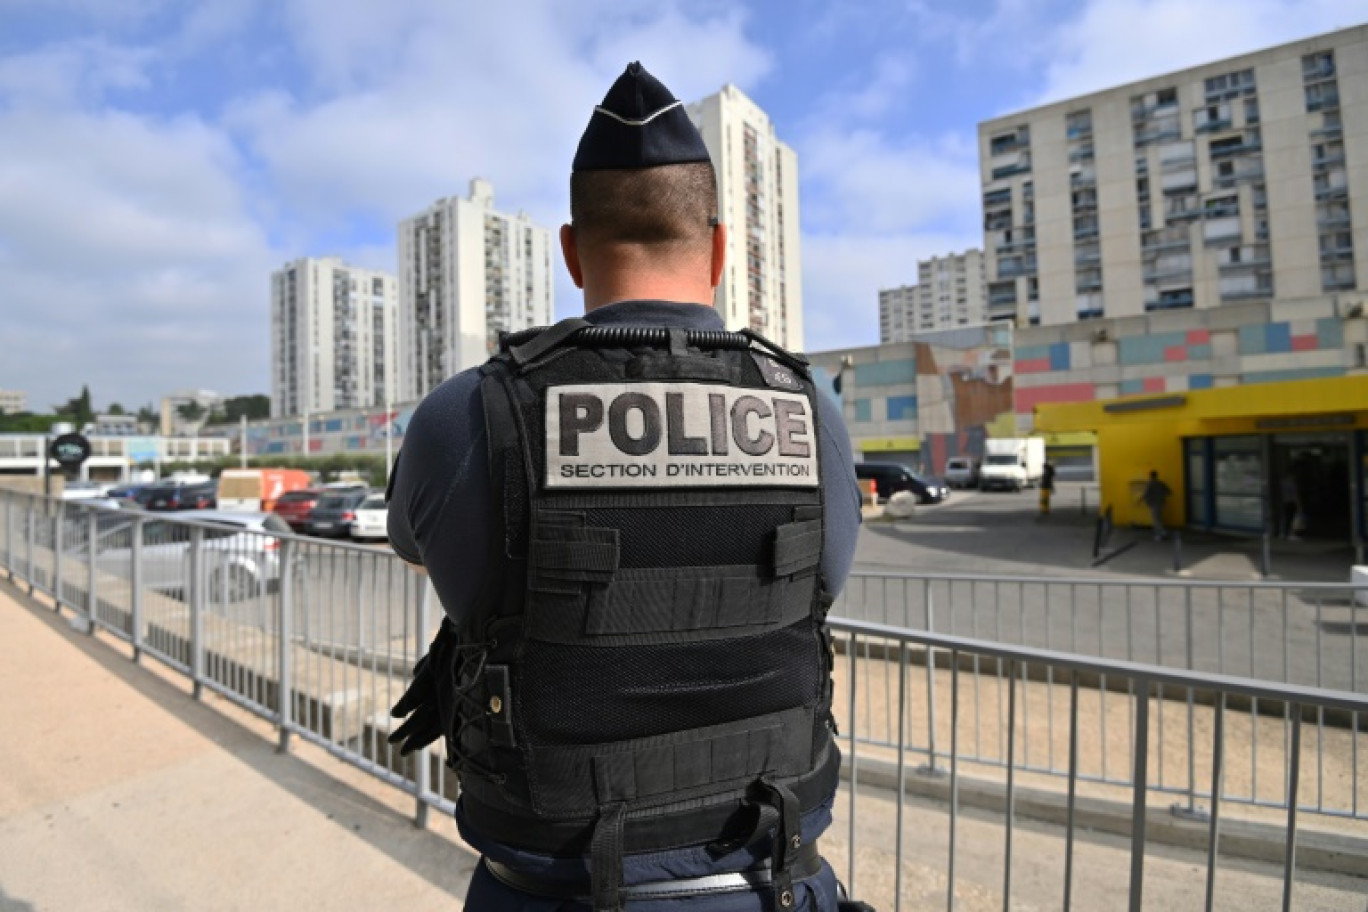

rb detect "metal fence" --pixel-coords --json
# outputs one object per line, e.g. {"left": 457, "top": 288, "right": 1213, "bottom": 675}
{"left": 2, "top": 489, "right": 1365, "bottom": 909}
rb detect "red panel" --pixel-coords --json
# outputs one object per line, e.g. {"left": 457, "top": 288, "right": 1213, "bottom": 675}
{"left": 1014, "top": 357, "right": 1053, "bottom": 374}
{"left": 1291, "top": 334, "right": 1319, "bottom": 352}
{"left": 1143, "top": 377, "right": 1166, "bottom": 393}
{"left": 1186, "top": 329, "right": 1211, "bottom": 345}
{"left": 1016, "top": 383, "right": 1096, "bottom": 413}
{"left": 1164, "top": 346, "right": 1187, "bottom": 362}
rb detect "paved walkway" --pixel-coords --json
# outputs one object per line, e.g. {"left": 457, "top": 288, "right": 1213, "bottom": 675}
{"left": 0, "top": 580, "right": 478, "bottom": 912}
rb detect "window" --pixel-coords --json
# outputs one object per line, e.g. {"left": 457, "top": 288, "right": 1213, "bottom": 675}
{"left": 1302, "top": 51, "right": 1335, "bottom": 81}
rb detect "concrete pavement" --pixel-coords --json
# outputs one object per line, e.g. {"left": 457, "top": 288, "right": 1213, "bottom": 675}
{"left": 0, "top": 580, "right": 477, "bottom": 912}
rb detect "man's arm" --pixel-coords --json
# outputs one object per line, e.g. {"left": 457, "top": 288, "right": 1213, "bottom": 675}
{"left": 816, "top": 387, "right": 861, "bottom": 595}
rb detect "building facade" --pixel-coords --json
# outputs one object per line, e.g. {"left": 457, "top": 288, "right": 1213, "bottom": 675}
{"left": 396, "top": 179, "right": 554, "bottom": 401}
{"left": 687, "top": 85, "right": 804, "bottom": 351}
{"left": 270, "top": 258, "right": 397, "bottom": 419}
{"left": 809, "top": 324, "right": 1016, "bottom": 473}
{"left": 879, "top": 251, "right": 988, "bottom": 342}
{"left": 0, "top": 390, "right": 27, "bottom": 414}
{"left": 979, "top": 25, "right": 1368, "bottom": 328}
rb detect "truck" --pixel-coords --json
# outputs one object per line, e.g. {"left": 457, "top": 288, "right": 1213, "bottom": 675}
{"left": 979, "top": 438, "right": 1046, "bottom": 492}
{"left": 217, "top": 468, "right": 313, "bottom": 513}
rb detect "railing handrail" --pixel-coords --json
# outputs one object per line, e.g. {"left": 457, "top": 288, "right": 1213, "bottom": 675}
{"left": 827, "top": 616, "right": 1368, "bottom": 712}
{"left": 844, "top": 567, "right": 1360, "bottom": 592}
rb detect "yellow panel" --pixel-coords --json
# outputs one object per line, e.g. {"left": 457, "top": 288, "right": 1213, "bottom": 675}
{"left": 859, "top": 437, "right": 921, "bottom": 452}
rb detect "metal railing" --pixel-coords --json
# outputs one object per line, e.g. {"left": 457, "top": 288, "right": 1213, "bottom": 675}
{"left": 2, "top": 489, "right": 1364, "bottom": 909}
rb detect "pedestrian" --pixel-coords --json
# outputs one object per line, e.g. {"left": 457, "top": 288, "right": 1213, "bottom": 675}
{"left": 1280, "top": 470, "right": 1303, "bottom": 540}
{"left": 1038, "top": 460, "right": 1056, "bottom": 518}
{"left": 1142, "top": 470, "right": 1171, "bottom": 541}
{"left": 385, "top": 62, "right": 867, "bottom": 911}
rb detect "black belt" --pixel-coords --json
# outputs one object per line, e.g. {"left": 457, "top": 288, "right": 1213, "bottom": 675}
{"left": 484, "top": 839, "right": 823, "bottom": 903}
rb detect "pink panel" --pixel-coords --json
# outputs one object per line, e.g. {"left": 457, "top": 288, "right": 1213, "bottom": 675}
{"left": 1164, "top": 346, "right": 1187, "bottom": 362}
{"left": 1186, "top": 329, "right": 1211, "bottom": 345}
{"left": 1291, "top": 334, "right": 1319, "bottom": 352}
{"left": 1016, "top": 383, "right": 1096, "bottom": 413}
{"left": 1014, "top": 357, "right": 1053, "bottom": 374}
{"left": 1143, "top": 377, "right": 1166, "bottom": 393}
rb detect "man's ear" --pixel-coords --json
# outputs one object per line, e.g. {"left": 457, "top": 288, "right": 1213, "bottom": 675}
{"left": 709, "top": 221, "right": 727, "bottom": 289}
{"left": 560, "top": 224, "right": 584, "bottom": 289}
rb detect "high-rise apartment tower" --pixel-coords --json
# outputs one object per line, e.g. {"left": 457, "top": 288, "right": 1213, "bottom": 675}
{"left": 687, "top": 85, "right": 805, "bottom": 351}
{"left": 979, "top": 25, "right": 1368, "bottom": 327}
{"left": 397, "top": 179, "right": 554, "bottom": 400}
{"left": 270, "top": 258, "right": 397, "bottom": 419}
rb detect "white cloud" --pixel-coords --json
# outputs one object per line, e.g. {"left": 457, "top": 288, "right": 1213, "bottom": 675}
{"left": 1033, "top": 0, "right": 1360, "bottom": 105}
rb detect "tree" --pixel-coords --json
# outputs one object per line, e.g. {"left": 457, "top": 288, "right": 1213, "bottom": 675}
{"left": 176, "top": 400, "right": 206, "bottom": 422}
{"left": 136, "top": 404, "right": 158, "bottom": 427}
{"left": 107, "top": 402, "right": 126, "bottom": 415}
{"left": 54, "top": 385, "right": 94, "bottom": 427}
{"left": 221, "top": 394, "right": 271, "bottom": 423}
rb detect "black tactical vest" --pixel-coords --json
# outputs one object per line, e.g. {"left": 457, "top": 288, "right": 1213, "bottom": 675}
{"left": 445, "top": 319, "right": 840, "bottom": 908}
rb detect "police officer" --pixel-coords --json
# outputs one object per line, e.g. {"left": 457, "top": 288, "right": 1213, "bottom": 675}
{"left": 387, "top": 62, "right": 866, "bottom": 911}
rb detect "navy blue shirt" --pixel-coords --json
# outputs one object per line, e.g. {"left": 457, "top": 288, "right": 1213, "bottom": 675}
{"left": 387, "top": 300, "right": 861, "bottom": 908}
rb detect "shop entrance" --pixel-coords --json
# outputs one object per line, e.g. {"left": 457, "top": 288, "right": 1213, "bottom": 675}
{"left": 1270, "top": 433, "right": 1351, "bottom": 540}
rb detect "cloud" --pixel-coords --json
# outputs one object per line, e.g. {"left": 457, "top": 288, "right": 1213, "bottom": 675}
{"left": 1033, "top": 0, "right": 1359, "bottom": 105}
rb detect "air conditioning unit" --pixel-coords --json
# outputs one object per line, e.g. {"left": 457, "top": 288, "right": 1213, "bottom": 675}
{"left": 1346, "top": 301, "right": 1365, "bottom": 319}
{"left": 1092, "top": 327, "right": 1110, "bottom": 343}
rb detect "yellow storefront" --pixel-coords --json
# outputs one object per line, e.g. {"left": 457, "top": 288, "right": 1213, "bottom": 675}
{"left": 1034, "top": 375, "right": 1368, "bottom": 542}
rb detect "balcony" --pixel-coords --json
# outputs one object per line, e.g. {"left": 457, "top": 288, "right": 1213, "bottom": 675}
{"left": 1313, "top": 153, "right": 1347, "bottom": 171}
{"left": 1314, "top": 183, "right": 1349, "bottom": 202}
{"left": 1142, "top": 264, "right": 1193, "bottom": 283}
{"left": 1146, "top": 291, "right": 1195, "bottom": 311}
{"left": 991, "top": 162, "right": 1032, "bottom": 180}
{"left": 1195, "top": 117, "right": 1232, "bottom": 133}
{"left": 1073, "top": 224, "right": 1100, "bottom": 241}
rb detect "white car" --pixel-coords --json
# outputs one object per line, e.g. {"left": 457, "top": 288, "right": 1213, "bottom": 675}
{"left": 94, "top": 511, "right": 292, "bottom": 601}
{"left": 350, "top": 494, "right": 389, "bottom": 541}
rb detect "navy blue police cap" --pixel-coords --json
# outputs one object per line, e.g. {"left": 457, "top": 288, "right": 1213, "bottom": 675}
{"left": 572, "top": 62, "right": 713, "bottom": 172}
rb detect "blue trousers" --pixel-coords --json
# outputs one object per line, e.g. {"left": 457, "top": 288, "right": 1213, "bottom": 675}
{"left": 464, "top": 856, "right": 843, "bottom": 911}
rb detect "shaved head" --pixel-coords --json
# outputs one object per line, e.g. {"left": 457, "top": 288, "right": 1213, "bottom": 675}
{"left": 569, "top": 162, "right": 717, "bottom": 254}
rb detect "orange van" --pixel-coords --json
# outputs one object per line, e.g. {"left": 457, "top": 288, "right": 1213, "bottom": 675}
{"left": 217, "top": 468, "right": 313, "bottom": 513}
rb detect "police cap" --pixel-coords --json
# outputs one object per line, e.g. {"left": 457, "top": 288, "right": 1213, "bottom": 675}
{"left": 572, "top": 62, "right": 712, "bottom": 172}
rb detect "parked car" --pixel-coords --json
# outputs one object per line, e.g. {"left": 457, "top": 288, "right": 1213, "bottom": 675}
{"left": 143, "top": 481, "right": 218, "bottom": 511}
{"left": 217, "top": 468, "right": 313, "bottom": 513}
{"left": 303, "top": 489, "right": 370, "bottom": 537}
{"left": 272, "top": 488, "right": 323, "bottom": 531}
{"left": 855, "top": 463, "right": 951, "bottom": 505}
{"left": 349, "top": 493, "right": 389, "bottom": 541}
{"left": 943, "top": 457, "right": 980, "bottom": 489}
{"left": 93, "top": 511, "right": 292, "bottom": 600}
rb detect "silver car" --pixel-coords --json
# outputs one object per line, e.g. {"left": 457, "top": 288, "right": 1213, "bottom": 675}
{"left": 94, "top": 511, "right": 292, "bottom": 601}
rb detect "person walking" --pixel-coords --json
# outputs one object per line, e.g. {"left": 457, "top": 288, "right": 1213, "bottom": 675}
{"left": 1281, "top": 470, "right": 1303, "bottom": 540}
{"left": 1038, "top": 460, "right": 1056, "bottom": 518}
{"left": 385, "top": 62, "right": 867, "bottom": 911}
{"left": 1142, "top": 470, "right": 1171, "bottom": 541}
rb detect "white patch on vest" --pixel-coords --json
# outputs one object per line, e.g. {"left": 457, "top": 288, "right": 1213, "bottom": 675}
{"left": 545, "top": 382, "right": 820, "bottom": 489}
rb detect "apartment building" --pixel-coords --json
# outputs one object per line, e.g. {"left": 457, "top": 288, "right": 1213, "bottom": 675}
{"left": 687, "top": 85, "right": 805, "bottom": 351}
{"left": 270, "top": 258, "right": 397, "bottom": 419}
{"left": 0, "top": 389, "right": 26, "bottom": 414}
{"left": 879, "top": 251, "right": 988, "bottom": 342}
{"left": 396, "top": 179, "right": 554, "bottom": 401}
{"left": 979, "top": 25, "right": 1368, "bottom": 327}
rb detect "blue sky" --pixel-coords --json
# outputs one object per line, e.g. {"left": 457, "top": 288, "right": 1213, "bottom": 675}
{"left": 1, "top": 0, "right": 1362, "bottom": 412}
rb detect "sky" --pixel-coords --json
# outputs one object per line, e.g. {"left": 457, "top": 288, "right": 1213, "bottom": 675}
{"left": 1, "top": 0, "right": 1363, "bottom": 413}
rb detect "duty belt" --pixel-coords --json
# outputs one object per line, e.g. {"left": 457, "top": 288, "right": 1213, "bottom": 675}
{"left": 484, "top": 839, "right": 822, "bottom": 903}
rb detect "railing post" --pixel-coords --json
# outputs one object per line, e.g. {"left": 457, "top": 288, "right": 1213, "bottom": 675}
{"left": 1171, "top": 530, "right": 1182, "bottom": 574}
{"left": 413, "top": 580, "right": 433, "bottom": 828}
{"left": 277, "top": 537, "right": 295, "bottom": 752}
{"left": 4, "top": 493, "right": 13, "bottom": 580}
{"left": 131, "top": 514, "right": 144, "bottom": 663}
{"left": 190, "top": 525, "right": 204, "bottom": 700}
{"left": 26, "top": 498, "right": 36, "bottom": 595}
{"left": 920, "top": 579, "right": 943, "bottom": 777}
{"left": 1281, "top": 704, "right": 1302, "bottom": 912}
{"left": 1128, "top": 677, "right": 1151, "bottom": 912}
{"left": 86, "top": 508, "right": 98, "bottom": 634}
{"left": 1260, "top": 527, "right": 1272, "bottom": 578}
{"left": 53, "top": 502, "right": 65, "bottom": 610}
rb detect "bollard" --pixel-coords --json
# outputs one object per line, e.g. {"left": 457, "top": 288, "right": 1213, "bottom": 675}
{"left": 1171, "top": 529, "right": 1182, "bottom": 574}
{"left": 1261, "top": 529, "right": 1272, "bottom": 578}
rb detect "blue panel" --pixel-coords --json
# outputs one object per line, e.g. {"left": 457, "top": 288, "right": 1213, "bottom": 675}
{"left": 1119, "top": 379, "right": 1145, "bottom": 395}
{"left": 887, "top": 396, "right": 918, "bottom": 421}
{"left": 1242, "top": 366, "right": 1345, "bottom": 385}
{"left": 853, "top": 359, "right": 917, "bottom": 388}
{"left": 1237, "top": 324, "right": 1266, "bottom": 355}
{"left": 1317, "top": 317, "right": 1345, "bottom": 349}
{"left": 1264, "top": 322, "right": 1292, "bottom": 354}
{"left": 1188, "top": 373, "right": 1214, "bottom": 390}
{"left": 1187, "top": 344, "right": 1212, "bottom": 360}
{"left": 324, "top": 418, "right": 343, "bottom": 432}
{"left": 1015, "top": 344, "right": 1050, "bottom": 362}
{"left": 1049, "top": 342, "right": 1071, "bottom": 371}
{"left": 854, "top": 399, "right": 872, "bottom": 422}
